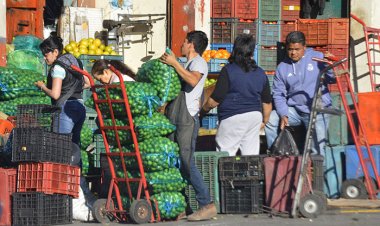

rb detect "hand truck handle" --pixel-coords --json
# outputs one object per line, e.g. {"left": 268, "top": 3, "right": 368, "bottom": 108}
{"left": 312, "top": 57, "right": 348, "bottom": 74}
{"left": 351, "top": 13, "right": 367, "bottom": 27}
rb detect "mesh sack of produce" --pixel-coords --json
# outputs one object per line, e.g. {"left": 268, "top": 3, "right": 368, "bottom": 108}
{"left": 151, "top": 192, "right": 186, "bottom": 219}
{"left": 0, "top": 96, "right": 50, "bottom": 115}
{"left": 0, "top": 67, "right": 46, "bottom": 100}
{"left": 84, "top": 82, "right": 160, "bottom": 116}
{"left": 7, "top": 50, "right": 45, "bottom": 74}
{"left": 80, "top": 123, "right": 93, "bottom": 149}
{"left": 128, "top": 137, "right": 180, "bottom": 171}
{"left": 102, "top": 118, "right": 132, "bottom": 146}
{"left": 134, "top": 113, "right": 176, "bottom": 140}
{"left": 145, "top": 168, "right": 187, "bottom": 193}
{"left": 136, "top": 59, "right": 181, "bottom": 104}
{"left": 12, "top": 35, "right": 43, "bottom": 57}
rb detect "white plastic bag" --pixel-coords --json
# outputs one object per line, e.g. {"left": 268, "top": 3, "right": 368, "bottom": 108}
{"left": 72, "top": 187, "right": 94, "bottom": 222}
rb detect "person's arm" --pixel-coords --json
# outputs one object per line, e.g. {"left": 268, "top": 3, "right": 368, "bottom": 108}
{"left": 272, "top": 67, "right": 288, "bottom": 120}
{"left": 37, "top": 78, "right": 62, "bottom": 100}
{"left": 202, "top": 67, "right": 229, "bottom": 112}
{"left": 160, "top": 52, "right": 202, "bottom": 87}
{"left": 83, "top": 75, "right": 91, "bottom": 89}
{"left": 261, "top": 77, "right": 273, "bottom": 125}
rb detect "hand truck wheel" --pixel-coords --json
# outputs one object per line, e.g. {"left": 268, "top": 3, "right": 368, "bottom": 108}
{"left": 129, "top": 199, "right": 152, "bottom": 224}
{"left": 92, "top": 198, "right": 115, "bottom": 223}
{"left": 312, "top": 190, "right": 328, "bottom": 212}
{"left": 341, "top": 178, "right": 368, "bottom": 199}
{"left": 299, "top": 193, "right": 325, "bottom": 218}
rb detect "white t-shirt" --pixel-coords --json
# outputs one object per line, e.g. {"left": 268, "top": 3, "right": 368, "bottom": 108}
{"left": 110, "top": 73, "right": 135, "bottom": 83}
{"left": 184, "top": 55, "right": 208, "bottom": 116}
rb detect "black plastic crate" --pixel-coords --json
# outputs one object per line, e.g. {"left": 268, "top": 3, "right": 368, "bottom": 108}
{"left": 16, "top": 104, "right": 61, "bottom": 132}
{"left": 220, "top": 179, "right": 264, "bottom": 214}
{"left": 12, "top": 192, "right": 72, "bottom": 226}
{"left": 219, "top": 155, "right": 266, "bottom": 180}
{"left": 12, "top": 128, "right": 72, "bottom": 164}
{"left": 311, "top": 155, "right": 324, "bottom": 192}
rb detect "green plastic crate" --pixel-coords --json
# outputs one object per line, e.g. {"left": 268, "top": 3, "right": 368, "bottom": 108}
{"left": 84, "top": 112, "right": 98, "bottom": 131}
{"left": 185, "top": 151, "right": 229, "bottom": 213}
{"left": 92, "top": 134, "right": 106, "bottom": 168}
{"left": 327, "top": 92, "right": 356, "bottom": 145}
{"left": 259, "top": 0, "right": 280, "bottom": 21}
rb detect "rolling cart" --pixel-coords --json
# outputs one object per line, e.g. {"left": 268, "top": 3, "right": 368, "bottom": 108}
{"left": 71, "top": 65, "right": 159, "bottom": 224}
{"left": 292, "top": 56, "right": 380, "bottom": 218}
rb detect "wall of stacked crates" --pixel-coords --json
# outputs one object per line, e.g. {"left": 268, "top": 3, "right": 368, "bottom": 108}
{"left": 0, "top": 104, "right": 80, "bottom": 226}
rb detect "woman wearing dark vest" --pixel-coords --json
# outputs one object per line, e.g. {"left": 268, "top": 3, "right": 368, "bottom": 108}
{"left": 202, "top": 34, "right": 272, "bottom": 156}
{"left": 36, "top": 35, "right": 96, "bottom": 208}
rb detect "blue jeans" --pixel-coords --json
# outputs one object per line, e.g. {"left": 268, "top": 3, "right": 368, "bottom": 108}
{"left": 265, "top": 107, "right": 329, "bottom": 156}
{"left": 188, "top": 115, "right": 212, "bottom": 207}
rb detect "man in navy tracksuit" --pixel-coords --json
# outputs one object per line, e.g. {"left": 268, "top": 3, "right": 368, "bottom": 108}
{"left": 265, "top": 31, "right": 334, "bottom": 156}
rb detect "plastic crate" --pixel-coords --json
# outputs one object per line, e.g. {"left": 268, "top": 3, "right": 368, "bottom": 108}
{"left": 327, "top": 93, "right": 356, "bottom": 145}
{"left": 12, "top": 192, "right": 72, "bottom": 226}
{"left": 324, "top": 145, "right": 345, "bottom": 198}
{"left": 0, "top": 168, "right": 17, "bottom": 226}
{"left": 257, "top": 46, "right": 278, "bottom": 71}
{"left": 219, "top": 155, "right": 266, "bottom": 181}
{"left": 185, "top": 151, "right": 229, "bottom": 213}
{"left": 208, "top": 58, "right": 229, "bottom": 73}
{"left": 211, "top": 0, "right": 258, "bottom": 20}
{"left": 79, "top": 54, "right": 124, "bottom": 73}
{"left": 17, "top": 162, "right": 80, "bottom": 198}
{"left": 16, "top": 104, "right": 61, "bottom": 132}
{"left": 328, "top": 18, "right": 349, "bottom": 45}
{"left": 220, "top": 179, "right": 264, "bottom": 214}
{"left": 345, "top": 145, "right": 380, "bottom": 180}
{"left": 296, "top": 19, "right": 329, "bottom": 46}
{"left": 257, "top": 20, "right": 281, "bottom": 46}
{"left": 266, "top": 73, "right": 275, "bottom": 91}
{"left": 93, "top": 134, "right": 106, "bottom": 168}
{"left": 84, "top": 111, "right": 98, "bottom": 131}
{"left": 328, "top": 44, "right": 349, "bottom": 71}
{"left": 12, "top": 127, "right": 72, "bottom": 164}
{"left": 358, "top": 92, "right": 380, "bottom": 145}
{"left": 211, "top": 18, "right": 235, "bottom": 43}
{"left": 201, "top": 115, "right": 218, "bottom": 129}
{"left": 310, "top": 155, "right": 324, "bottom": 192}
{"left": 280, "top": 20, "right": 297, "bottom": 42}
{"left": 281, "top": 0, "right": 301, "bottom": 21}
{"left": 235, "top": 19, "right": 257, "bottom": 40}
{"left": 259, "top": 0, "right": 281, "bottom": 21}
{"left": 210, "top": 43, "right": 234, "bottom": 53}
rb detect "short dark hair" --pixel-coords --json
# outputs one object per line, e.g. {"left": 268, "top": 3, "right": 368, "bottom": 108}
{"left": 286, "top": 31, "right": 306, "bottom": 46}
{"left": 229, "top": 34, "right": 258, "bottom": 72}
{"left": 186, "top": 30, "right": 208, "bottom": 55}
{"left": 39, "top": 35, "right": 64, "bottom": 55}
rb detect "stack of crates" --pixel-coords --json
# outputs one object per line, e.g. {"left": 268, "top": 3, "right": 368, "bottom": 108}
{"left": 0, "top": 168, "right": 17, "bottom": 226}
{"left": 11, "top": 104, "right": 80, "bottom": 226}
{"left": 218, "top": 155, "right": 266, "bottom": 213}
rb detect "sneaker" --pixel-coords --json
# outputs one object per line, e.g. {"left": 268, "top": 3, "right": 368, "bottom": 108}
{"left": 187, "top": 203, "right": 217, "bottom": 221}
{"left": 177, "top": 211, "right": 187, "bottom": 220}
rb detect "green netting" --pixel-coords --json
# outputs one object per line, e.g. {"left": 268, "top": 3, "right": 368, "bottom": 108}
{"left": 7, "top": 50, "right": 45, "bottom": 74}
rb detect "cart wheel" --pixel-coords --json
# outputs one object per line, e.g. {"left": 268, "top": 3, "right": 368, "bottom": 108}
{"left": 299, "top": 193, "right": 323, "bottom": 218}
{"left": 92, "top": 199, "right": 115, "bottom": 223}
{"left": 129, "top": 199, "right": 152, "bottom": 224}
{"left": 341, "top": 179, "right": 368, "bottom": 199}
{"left": 312, "top": 190, "right": 328, "bottom": 213}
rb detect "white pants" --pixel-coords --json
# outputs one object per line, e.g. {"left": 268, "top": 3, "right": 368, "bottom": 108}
{"left": 216, "top": 111, "right": 262, "bottom": 156}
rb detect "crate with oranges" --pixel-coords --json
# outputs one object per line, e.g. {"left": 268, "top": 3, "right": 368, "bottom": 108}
{"left": 202, "top": 49, "right": 230, "bottom": 73}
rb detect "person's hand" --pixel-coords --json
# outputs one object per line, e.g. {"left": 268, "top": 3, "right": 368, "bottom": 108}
{"left": 280, "top": 116, "right": 288, "bottom": 130}
{"left": 35, "top": 81, "right": 46, "bottom": 90}
{"left": 160, "top": 52, "right": 177, "bottom": 66}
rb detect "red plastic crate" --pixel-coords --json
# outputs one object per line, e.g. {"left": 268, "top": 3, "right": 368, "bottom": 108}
{"left": 296, "top": 19, "right": 329, "bottom": 46}
{"left": 280, "top": 20, "right": 297, "bottom": 42}
{"left": 212, "top": 0, "right": 258, "bottom": 19}
{"left": 0, "top": 168, "right": 17, "bottom": 226}
{"left": 328, "top": 18, "right": 349, "bottom": 45}
{"left": 264, "top": 156, "right": 312, "bottom": 214}
{"left": 358, "top": 92, "right": 380, "bottom": 145}
{"left": 281, "top": 0, "right": 301, "bottom": 21}
{"left": 328, "top": 44, "right": 349, "bottom": 90}
{"left": 17, "top": 162, "right": 80, "bottom": 198}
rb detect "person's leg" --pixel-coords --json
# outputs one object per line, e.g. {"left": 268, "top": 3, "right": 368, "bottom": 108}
{"left": 314, "top": 113, "right": 329, "bottom": 156}
{"left": 63, "top": 100, "right": 86, "bottom": 145}
{"left": 239, "top": 112, "right": 262, "bottom": 156}
{"left": 58, "top": 101, "right": 74, "bottom": 134}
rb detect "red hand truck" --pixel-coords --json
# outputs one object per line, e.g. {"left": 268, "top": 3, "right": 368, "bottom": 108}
{"left": 351, "top": 13, "right": 380, "bottom": 92}
{"left": 71, "top": 65, "right": 160, "bottom": 224}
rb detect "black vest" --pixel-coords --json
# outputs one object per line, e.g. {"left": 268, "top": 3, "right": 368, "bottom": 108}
{"left": 47, "top": 54, "right": 83, "bottom": 106}
{"left": 218, "top": 63, "right": 267, "bottom": 121}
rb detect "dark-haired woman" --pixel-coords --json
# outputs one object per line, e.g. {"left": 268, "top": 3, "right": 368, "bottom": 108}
{"left": 202, "top": 34, "right": 272, "bottom": 156}
{"left": 36, "top": 35, "right": 96, "bottom": 207}
{"left": 91, "top": 59, "right": 135, "bottom": 84}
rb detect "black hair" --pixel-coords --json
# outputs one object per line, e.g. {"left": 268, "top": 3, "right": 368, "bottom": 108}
{"left": 286, "top": 31, "right": 306, "bottom": 46}
{"left": 229, "top": 34, "right": 258, "bottom": 72}
{"left": 39, "top": 35, "right": 64, "bottom": 55}
{"left": 91, "top": 59, "right": 136, "bottom": 80}
{"left": 186, "top": 30, "right": 208, "bottom": 55}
